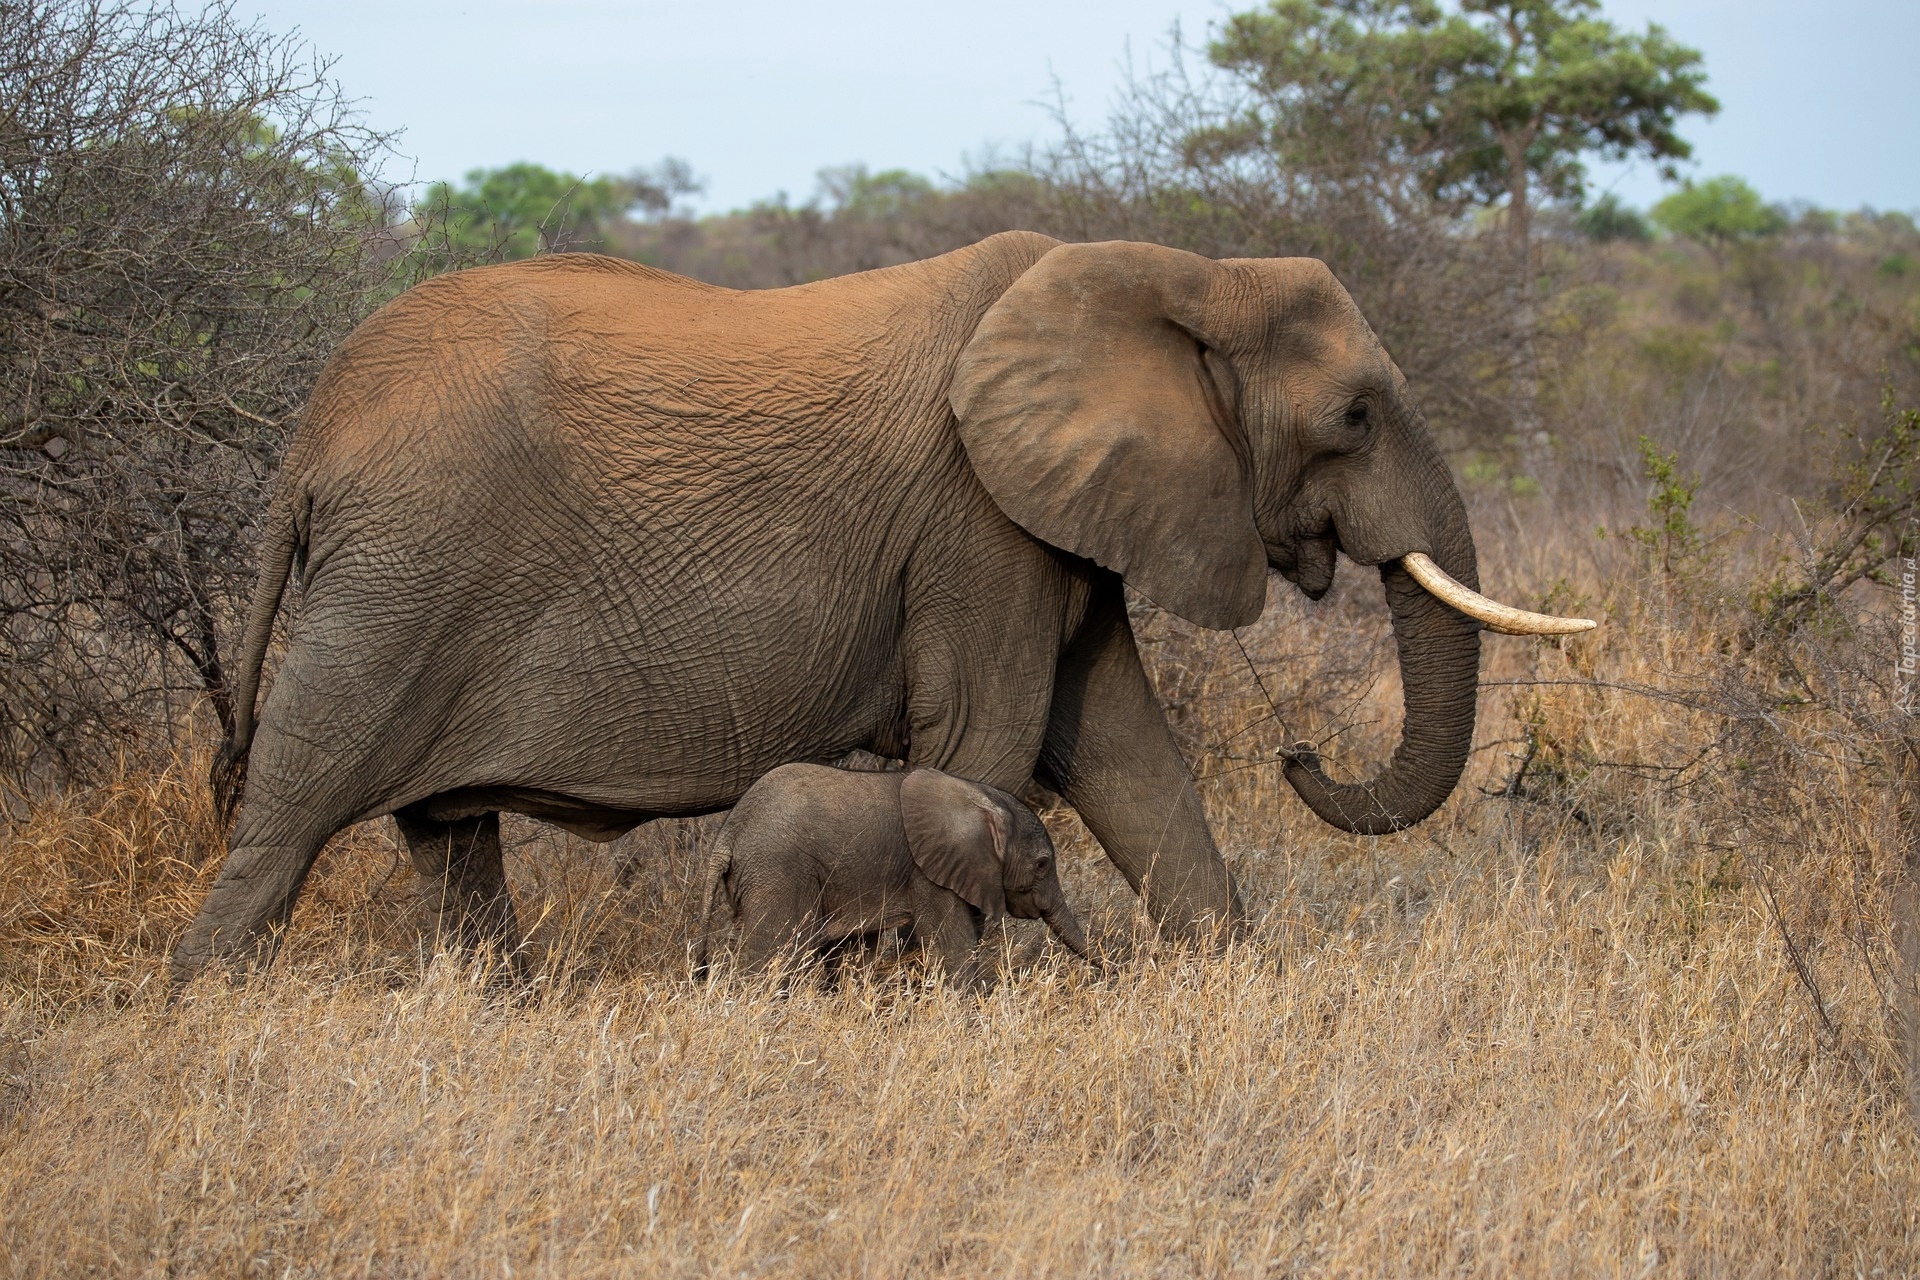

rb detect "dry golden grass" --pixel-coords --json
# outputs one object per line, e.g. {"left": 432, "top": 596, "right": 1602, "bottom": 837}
{"left": 3, "top": 519, "right": 1917, "bottom": 1277}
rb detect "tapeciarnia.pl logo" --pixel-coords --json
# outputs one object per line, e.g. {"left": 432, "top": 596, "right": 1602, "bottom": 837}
{"left": 1900, "top": 545, "right": 1917, "bottom": 716}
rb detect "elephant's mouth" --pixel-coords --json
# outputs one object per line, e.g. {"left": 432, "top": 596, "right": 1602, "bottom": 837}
{"left": 1269, "top": 530, "right": 1338, "bottom": 600}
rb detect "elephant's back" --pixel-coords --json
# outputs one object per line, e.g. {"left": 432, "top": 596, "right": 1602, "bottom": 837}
{"left": 292, "top": 256, "right": 715, "bottom": 473}
{"left": 286, "top": 235, "right": 1054, "bottom": 500}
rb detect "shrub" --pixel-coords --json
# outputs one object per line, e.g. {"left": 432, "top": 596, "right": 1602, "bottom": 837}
{"left": 0, "top": 0, "right": 401, "bottom": 786}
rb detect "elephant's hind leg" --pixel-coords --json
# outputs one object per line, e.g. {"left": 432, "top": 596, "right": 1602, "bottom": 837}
{"left": 734, "top": 884, "right": 828, "bottom": 980}
{"left": 172, "top": 638, "right": 454, "bottom": 984}
{"left": 170, "top": 824, "right": 334, "bottom": 983}
{"left": 394, "top": 806, "right": 524, "bottom": 974}
{"left": 171, "top": 722, "right": 371, "bottom": 983}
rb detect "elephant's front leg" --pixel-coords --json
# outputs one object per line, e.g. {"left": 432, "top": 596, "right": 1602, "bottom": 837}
{"left": 393, "top": 806, "right": 524, "bottom": 974}
{"left": 911, "top": 880, "right": 994, "bottom": 990}
{"left": 1040, "top": 583, "right": 1245, "bottom": 943}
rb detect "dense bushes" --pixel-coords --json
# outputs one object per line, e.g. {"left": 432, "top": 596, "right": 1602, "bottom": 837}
{"left": 0, "top": 0, "right": 405, "bottom": 788}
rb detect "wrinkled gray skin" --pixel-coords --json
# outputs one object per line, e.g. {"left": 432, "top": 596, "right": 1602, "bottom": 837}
{"left": 172, "top": 232, "right": 1484, "bottom": 982}
{"left": 692, "top": 764, "right": 1090, "bottom": 987}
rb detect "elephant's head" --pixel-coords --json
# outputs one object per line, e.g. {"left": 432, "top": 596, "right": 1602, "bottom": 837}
{"left": 901, "top": 769, "right": 1092, "bottom": 960}
{"left": 950, "top": 241, "right": 1591, "bottom": 835}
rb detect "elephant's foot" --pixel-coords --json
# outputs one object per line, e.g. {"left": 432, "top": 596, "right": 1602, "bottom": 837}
{"left": 169, "top": 853, "right": 316, "bottom": 985}
{"left": 1134, "top": 862, "right": 1247, "bottom": 949}
{"left": 169, "top": 920, "right": 283, "bottom": 987}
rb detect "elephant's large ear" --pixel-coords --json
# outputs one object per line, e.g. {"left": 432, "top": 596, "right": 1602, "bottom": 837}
{"left": 949, "top": 240, "right": 1268, "bottom": 629}
{"left": 901, "top": 769, "right": 1007, "bottom": 918}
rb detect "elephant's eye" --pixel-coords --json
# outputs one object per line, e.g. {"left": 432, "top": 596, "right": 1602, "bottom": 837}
{"left": 1344, "top": 398, "right": 1371, "bottom": 429}
{"left": 1034, "top": 856, "right": 1050, "bottom": 874}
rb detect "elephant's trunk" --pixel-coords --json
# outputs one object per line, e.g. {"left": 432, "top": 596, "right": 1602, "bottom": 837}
{"left": 1040, "top": 902, "right": 1091, "bottom": 961}
{"left": 1282, "top": 554, "right": 1482, "bottom": 836}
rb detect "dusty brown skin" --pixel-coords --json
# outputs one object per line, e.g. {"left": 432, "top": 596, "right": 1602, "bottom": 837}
{"left": 174, "top": 233, "right": 1488, "bottom": 980}
{"left": 692, "top": 764, "right": 1090, "bottom": 986}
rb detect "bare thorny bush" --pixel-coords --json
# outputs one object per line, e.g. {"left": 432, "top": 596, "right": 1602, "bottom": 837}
{"left": 0, "top": 0, "right": 411, "bottom": 792}
{"left": 1688, "top": 396, "right": 1920, "bottom": 1106}
{"left": 1517, "top": 210, "right": 1920, "bottom": 1107}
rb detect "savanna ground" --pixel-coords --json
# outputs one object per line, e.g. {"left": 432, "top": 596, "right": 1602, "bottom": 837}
{"left": 7, "top": 186, "right": 1920, "bottom": 1279}
{"left": 7, "top": 509, "right": 1919, "bottom": 1275}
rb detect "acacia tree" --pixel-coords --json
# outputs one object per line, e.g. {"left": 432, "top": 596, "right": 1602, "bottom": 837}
{"left": 1207, "top": 0, "right": 1717, "bottom": 457}
{"left": 0, "top": 0, "right": 400, "bottom": 783}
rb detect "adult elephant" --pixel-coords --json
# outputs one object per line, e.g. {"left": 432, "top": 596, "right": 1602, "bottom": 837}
{"left": 171, "top": 232, "right": 1589, "bottom": 980}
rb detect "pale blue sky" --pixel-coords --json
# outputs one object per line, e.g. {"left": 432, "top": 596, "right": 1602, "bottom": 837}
{"left": 252, "top": 0, "right": 1919, "bottom": 215}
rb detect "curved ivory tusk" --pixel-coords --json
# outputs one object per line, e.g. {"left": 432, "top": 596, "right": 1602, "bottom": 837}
{"left": 1401, "top": 552, "right": 1597, "bottom": 636}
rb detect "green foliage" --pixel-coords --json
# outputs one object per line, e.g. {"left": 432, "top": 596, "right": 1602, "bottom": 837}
{"left": 1462, "top": 453, "right": 1543, "bottom": 495}
{"left": 957, "top": 168, "right": 1049, "bottom": 203}
{"left": 1790, "top": 204, "right": 1839, "bottom": 237}
{"left": 1650, "top": 175, "right": 1786, "bottom": 246}
{"left": 1205, "top": 0, "right": 1718, "bottom": 230}
{"left": 1757, "top": 386, "right": 1920, "bottom": 635}
{"left": 816, "top": 165, "right": 936, "bottom": 218}
{"left": 1636, "top": 326, "right": 1719, "bottom": 388}
{"left": 420, "top": 159, "right": 698, "bottom": 261}
{"left": 1623, "top": 436, "right": 1702, "bottom": 573}
{"left": 1844, "top": 209, "right": 1919, "bottom": 243}
{"left": 1576, "top": 192, "right": 1650, "bottom": 242}
{"left": 1553, "top": 282, "right": 1622, "bottom": 332}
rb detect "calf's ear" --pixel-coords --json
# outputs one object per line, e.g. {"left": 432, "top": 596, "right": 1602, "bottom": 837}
{"left": 901, "top": 769, "right": 1007, "bottom": 917}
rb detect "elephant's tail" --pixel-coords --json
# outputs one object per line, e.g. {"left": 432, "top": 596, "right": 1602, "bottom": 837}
{"left": 210, "top": 490, "right": 302, "bottom": 827}
{"left": 690, "top": 828, "right": 736, "bottom": 978}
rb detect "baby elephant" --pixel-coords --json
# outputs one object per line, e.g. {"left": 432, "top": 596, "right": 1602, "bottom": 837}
{"left": 693, "top": 763, "right": 1091, "bottom": 985}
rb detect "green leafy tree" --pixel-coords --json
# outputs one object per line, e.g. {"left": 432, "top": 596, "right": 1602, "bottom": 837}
{"left": 421, "top": 159, "right": 698, "bottom": 261}
{"left": 1211, "top": 0, "right": 1716, "bottom": 253}
{"left": 1576, "top": 192, "right": 1650, "bottom": 242}
{"left": 1651, "top": 175, "right": 1786, "bottom": 247}
{"left": 816, "top": 165, "right": 936, "bottom": 218}
{"left": 1208, "top": 0, "right": 1717, "bottom": 454}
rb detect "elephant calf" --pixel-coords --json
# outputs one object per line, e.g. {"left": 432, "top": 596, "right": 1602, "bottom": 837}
{"left": 692, "top": 763, "right": 1091, "bottom": 986}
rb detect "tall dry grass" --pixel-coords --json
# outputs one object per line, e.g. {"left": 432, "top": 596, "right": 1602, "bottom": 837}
{"left": 3, "top": 485, "right": 1916, "bottom": 1275}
